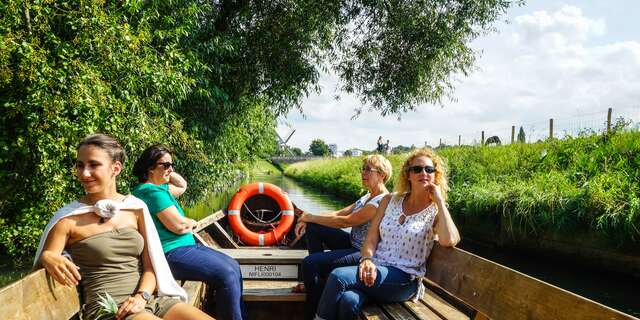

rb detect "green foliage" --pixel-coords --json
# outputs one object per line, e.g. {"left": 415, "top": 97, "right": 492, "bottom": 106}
{"left": 291, "top": 147, "right": 303, "bottom": 156}
{"left": 309, "top": 139, "right": 330, "bottom": 156}
{"left": 0, "top": 0, "right": 276, "bottom": 264}
{"left": 285, "top": 131, "right": 640, "bottom": 244}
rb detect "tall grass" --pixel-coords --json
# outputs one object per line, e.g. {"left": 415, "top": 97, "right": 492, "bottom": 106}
{"left": 285, "top": 131, "right": 640, "bottom": 245}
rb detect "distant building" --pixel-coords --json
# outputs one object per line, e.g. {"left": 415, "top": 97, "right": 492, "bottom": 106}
{"left": 328, "top": 144, "right": 338, "bottom": 156}
{"left": 351, "top": 149, "right": 362, "bottom": 156}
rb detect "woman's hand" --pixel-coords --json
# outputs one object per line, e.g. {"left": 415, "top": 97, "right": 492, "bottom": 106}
{"left": 425, "top": 181, "right": 443, "bottom": 203}
{"left": 358, "top": 258, "right": 377, "bottom": 287}
{"left": 297, "top": 212, "right": 310, "bottom": 223}
{"left": 294, "top": 221, "right": 306, "bottom": 238}
{"left": 116, "top": 294, "right": 147, "bottom": 320}
{"left": 41, "top": 251, "right": 81, "bottom": 287}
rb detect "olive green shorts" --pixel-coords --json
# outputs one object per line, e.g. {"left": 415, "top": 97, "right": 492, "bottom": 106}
{"left": 124, "top": 296, "right": 182, "bottom": 320}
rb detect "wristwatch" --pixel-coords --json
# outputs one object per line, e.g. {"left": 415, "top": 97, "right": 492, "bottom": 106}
{"left": 136, "top": 290, "right": 151, "bottom": 301}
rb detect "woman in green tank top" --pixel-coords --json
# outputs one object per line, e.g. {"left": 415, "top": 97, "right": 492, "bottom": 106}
{"left": 36, "top": 134, "right": 212, "bottom": 320}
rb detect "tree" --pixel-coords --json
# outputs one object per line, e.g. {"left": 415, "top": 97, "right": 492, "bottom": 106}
{"left": 309, "top": 139, "right": 330, "bottom": 156}
{"left": 517, "top": 127, "right": 526, "bottom": 143}
{"left": 291, "top": 147, "right": 303, "bottom": 156}
{"left": 343, "top": 149, "right": 353, "bottom": 157}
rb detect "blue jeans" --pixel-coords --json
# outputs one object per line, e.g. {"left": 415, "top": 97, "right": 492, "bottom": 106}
{"left": 315, "top": 265, "right": 418, "bottom": 320}
{"left": 303, "top": 223, "right": 361, "bottom": 319}
{"left": 166, "top": 244, "right": 246, "bottom": 320}
{"left": 305, "top": 222, "right": 352, "bottom": 254}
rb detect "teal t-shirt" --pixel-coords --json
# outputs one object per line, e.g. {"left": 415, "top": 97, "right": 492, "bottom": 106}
{"left": 132, "top": 183, "right": 196, "bottom": 253}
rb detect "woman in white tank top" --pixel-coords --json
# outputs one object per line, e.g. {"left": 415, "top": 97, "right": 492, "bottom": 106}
{"left": 314, "top": 148, "right": 460, "bottom": 320}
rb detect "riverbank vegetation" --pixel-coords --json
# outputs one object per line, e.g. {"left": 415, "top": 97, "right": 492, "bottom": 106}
{"left": 285, "top": 130, "right": 640, "bottom": 245}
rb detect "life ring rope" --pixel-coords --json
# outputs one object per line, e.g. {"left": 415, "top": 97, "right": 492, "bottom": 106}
{"left": 227, "top": 182, "right": 295, "bottom": 246}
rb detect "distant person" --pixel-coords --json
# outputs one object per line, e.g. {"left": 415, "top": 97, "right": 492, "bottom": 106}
{"left": 132, "top": 144, "right": 245, "bottom": 320}
{"left": 384, "top": 139, "right": 390, "bottom": 155}
{"left": 314, "top": 148, "right": 460, "bottom": 320}
{"left": 376, "top": 136, "right": 384, "bottom": 153}
{"left": 293, "top": 155, "right": 392, "bottom": 319}
{"left": 35, "top": 134, "right": 211, "bottom": 320}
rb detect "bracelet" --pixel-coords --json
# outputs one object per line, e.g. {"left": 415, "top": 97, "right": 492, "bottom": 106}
{"left": 359, "top": 257, "right": 372, "bottom": 264}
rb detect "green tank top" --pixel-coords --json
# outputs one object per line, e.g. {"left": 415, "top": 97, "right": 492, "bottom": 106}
{"left": 132, "top": 183, "right": 196, "bottom": 253}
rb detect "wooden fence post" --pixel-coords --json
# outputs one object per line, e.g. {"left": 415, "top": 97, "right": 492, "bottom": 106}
{"left": 549, "top": 119, "right": 554, "bottom": 139}
{"left": 511, "top": 126, "right": 515, "bottom": 144}
{"left": 439, "top": 138, "right": 442, "bottom": 147}
{"left": 607, "top": 107, "right": 612, "bottom": 133}
{"left": 481, "top": 131, "right": 485, "bottom": 146}
{"left": 458, "top": 135, "right": 461, "bottom": 146}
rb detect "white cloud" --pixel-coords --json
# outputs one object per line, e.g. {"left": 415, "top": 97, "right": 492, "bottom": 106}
{"left": 284, "top": 4, "right": 640, "bottom": 151}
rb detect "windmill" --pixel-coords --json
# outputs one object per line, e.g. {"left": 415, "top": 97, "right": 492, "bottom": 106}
{"left": 276, "top": 129, "right": 296, "bottom": 156}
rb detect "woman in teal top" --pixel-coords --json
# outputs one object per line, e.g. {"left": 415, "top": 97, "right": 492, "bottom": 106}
{"left": 132, "top": 144, "right": 245, "bottom": 320}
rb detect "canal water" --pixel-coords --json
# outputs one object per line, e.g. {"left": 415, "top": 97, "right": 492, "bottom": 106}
{"left": 193, "top": 173, "right": 640, "bottom": 317}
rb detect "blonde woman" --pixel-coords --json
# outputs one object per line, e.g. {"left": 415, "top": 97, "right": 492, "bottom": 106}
{"left": 295, "top": 155, "right": 391, "bottom": 319}
{"left": 35, "top": 134, "right": 212, "bottom": 320}
{"left": 314, "top": 148, "right": 460, "bottom": 320}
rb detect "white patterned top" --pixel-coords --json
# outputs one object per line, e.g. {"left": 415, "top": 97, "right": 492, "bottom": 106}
{"left": 373, "top": 193, "right": 437, "bottom": 278}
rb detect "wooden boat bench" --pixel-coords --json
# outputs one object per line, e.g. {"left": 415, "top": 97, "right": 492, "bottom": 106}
{"left": 0, "top": 268, "right": 207, "bottom": 320}
{"left": 361, "top": 244, "right": 636, "bottom": 320}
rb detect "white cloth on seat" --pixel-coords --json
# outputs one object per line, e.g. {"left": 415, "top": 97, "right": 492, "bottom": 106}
{"left": 33, "top": 195, "right": 187, "bottom": 302}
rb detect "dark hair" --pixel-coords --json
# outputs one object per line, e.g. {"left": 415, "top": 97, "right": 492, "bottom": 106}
{"left": 77, "top": 133, "right": 127, "bottom": 164}
{"left": 133, "top": 144, "right": 173, "bottom": 183}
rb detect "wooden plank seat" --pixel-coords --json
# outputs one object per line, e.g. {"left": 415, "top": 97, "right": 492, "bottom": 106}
{"left": 359, "top": 281, "right": 471, "bottom": 320}
{"left": 0, "top": 268, "right": 207, "bottom": 319}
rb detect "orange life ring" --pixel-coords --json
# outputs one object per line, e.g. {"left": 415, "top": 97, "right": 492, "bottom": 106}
{"left": 227, "top": 182, "right": 294, "bottom": 246}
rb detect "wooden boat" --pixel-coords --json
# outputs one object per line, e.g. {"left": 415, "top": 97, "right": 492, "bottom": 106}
{"left": 1, "top": 207, "right": 638, "bottom": 319}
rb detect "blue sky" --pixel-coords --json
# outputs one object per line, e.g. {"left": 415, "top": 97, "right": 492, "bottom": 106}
{"left": 279, "top": 1, "right": 640, "bottom": 152}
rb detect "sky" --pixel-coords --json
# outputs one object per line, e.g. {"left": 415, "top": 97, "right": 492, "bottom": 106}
{"left": 278, "top": 1, "right": 640, "bottom": 152}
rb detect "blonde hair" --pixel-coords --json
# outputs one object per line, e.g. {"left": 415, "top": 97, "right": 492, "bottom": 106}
{"left": 363, "top": 154, "right": 392, "bottom": 183}
{"left": 394, "top": 148, "right": 448, "bottom": 200}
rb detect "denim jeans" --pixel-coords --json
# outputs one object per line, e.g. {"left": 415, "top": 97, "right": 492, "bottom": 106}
{"left": 305, "top": 222, "right": 352, "bottom": 254}
{"left": 315, "top": 265, "right": 418, "bottom": 320}
{"left": 166, "top": 244, "right": 246, "bottom": 320}
{"left": 302, "top": 223, "right": 361, "bottom": 319}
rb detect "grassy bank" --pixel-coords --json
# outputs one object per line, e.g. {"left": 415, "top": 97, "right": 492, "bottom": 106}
{"left": 285, "top": 131, "right": 640, "bottom": 245}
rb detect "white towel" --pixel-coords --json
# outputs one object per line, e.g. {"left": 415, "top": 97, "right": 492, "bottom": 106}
{"left": 33, "top": 195, "right": 187, "bottom": 302}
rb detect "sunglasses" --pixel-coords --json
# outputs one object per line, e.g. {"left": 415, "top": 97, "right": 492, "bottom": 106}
{"left": 361, "top": 165, "right": 379, "bottom": 173}
{"left": 156, "top": 162, "right": 175, "bottom": 170}
{"left": 406, "top": 165, "right": 436, "bottom": 174}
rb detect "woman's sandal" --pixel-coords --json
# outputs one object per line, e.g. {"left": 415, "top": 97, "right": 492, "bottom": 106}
{"left": 291, "top": 282, "right": 306, "bottom": 293}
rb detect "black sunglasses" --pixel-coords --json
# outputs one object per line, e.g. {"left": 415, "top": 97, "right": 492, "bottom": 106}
{"left": 156, "top": 162, "right": 175, "bottom": 170}
{"left": 406, "top": 165, "right": 436, "bottom": 174}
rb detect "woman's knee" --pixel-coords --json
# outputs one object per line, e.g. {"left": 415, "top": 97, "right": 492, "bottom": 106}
{"left": 327, "top": 266, "right": 357, "bottom": 288}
